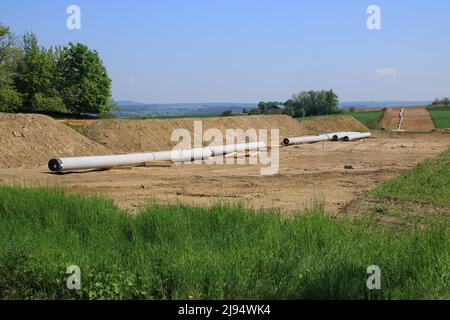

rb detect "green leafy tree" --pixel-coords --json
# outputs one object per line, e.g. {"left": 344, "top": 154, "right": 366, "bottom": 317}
{"left": 325, "top": 89, "right": 340, "bottom": 114}
{"left": 443, "top": 97, "right": 449, "bottom": 107}
{"left": 281, "top": 99, "right": 293, "bottom": 116}
{"left": 221, "top": 109, "right": 233, "bottom": 117}
{"left": 0, "top": 24, "right": 21, "bottom": 73}
{"left": 56, "top": 43, "right": 112, "bottom": 114}
{"left": 247, "top": 108, "right": 260, "bottom": 115}
{"left": 294, "top": 107, "right": 305, "bottom": 118}
{"left": 258, "top": 101, "right": 267, "bottom": 114}
{"left": 0, "top": 23, "right": 22, "bottom": 112}
{"left": 257, "top": 101, "right": 284, "bottom": 114}
{"left": 31, "top": 93, "right": 67, "bottom": 113}
{"left": 13, "top": 33, "right": 65, "bottom": 112}
{"left": 0, "top": 86, "right": 22, "bottom": 112}
{"left": 292, "top": 90, "right": 339, "bottom": 117}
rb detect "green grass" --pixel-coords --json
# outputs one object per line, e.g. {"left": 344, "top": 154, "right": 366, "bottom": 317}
{"left": 297, "top": 111, "right": 383, "bottom": 130}
{"left": 429, "top": 107, "right": 450, "bottom": 128}
{"left": 372, "top": 147, "right": 450, "bottom": 205}
{"left": 0, "top": 186, "right": 448, "bottom": 300}
{"left": 63, "top": 123, "right": 83, "bottom": 131}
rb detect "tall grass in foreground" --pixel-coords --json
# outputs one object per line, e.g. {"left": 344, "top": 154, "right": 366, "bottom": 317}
{"left": 372, "top": 147, "right": 450, "bottom": 205}
{"left": 0, "top": 186, "right": 448, "bottom": 300}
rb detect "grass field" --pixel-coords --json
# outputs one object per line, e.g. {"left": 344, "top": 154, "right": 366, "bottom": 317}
{"left": 346, "top": 111, "right": 383, "bottom": 129}
{"left": 429, "top": 107, "right": 450, "bottom": 128}
{"left": 0, "top": 184, "right": 448, "bottom": 299}
{"left": 297, "top": 111, "right": 383, "bottom": 129}
{"left": 372, "top": 147, "right": 450, "bottom": 205}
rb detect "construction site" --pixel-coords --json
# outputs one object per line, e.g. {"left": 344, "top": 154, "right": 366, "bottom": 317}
{"left": 2, "top": 1, "right": 450, "bottom": 302}
{"left": 1, "top": 107, "right": 449, "bottom": 213}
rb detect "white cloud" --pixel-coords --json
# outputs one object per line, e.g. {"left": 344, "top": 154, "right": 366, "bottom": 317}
{"left": 376, "top": 68, "right": 397, "bottom": 78}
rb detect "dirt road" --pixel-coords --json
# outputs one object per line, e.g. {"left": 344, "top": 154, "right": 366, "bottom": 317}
{"left": 381, "top": 107, "right": 435, "bottom": 131}
{"left": 401, "top": 108, "right": 435, "bottom": 131}
{"left": 1, "top": 132, "right": 448, "bottom": 214}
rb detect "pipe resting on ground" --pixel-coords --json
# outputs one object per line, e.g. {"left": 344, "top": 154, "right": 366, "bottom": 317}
{"left": 48, "top": 142, "right": 266, "bottom": 172}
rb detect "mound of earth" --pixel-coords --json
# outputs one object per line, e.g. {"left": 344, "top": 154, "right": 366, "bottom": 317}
{"left": 381, "top": 107, "right": 435, "bottom": 132}
{"left": 298, "top": 116, "right": 369, "bottom": 134}
{"left": 78, "top": 115, "right": 314, "bottom": 153}
{"left": 0, "top": 113, "right": 372, "bottom": 168}
{"left": 401, "top": 108, "right": 435, "bottom": 131}
{"left": 380, "top": 108, "right": 400, "bottom": 130}
{"left": 0, "top": 113, "right": 111, "bottom": 168}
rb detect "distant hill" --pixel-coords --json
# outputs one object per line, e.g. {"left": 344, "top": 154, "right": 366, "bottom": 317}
{"left": 113, "top": 100, "right": 433, "bottom": 118}
{"left": 339, "top": 101, "right": 431, "bottom": 109}
{"left": 114, "top": 101, "right": 256, "bottom": 118}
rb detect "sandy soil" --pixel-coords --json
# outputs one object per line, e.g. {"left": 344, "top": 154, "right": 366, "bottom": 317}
{"left": 380, "top": 108, "right": 400, "bottom": 130}
{"left": 0, "top": 113, "right": 110, "bottom": 168}
{"left": 1, "top": 132, "right": 448, "bottom": 214}
{"left": 401, "top": 108, "right": 435, "bottom": 131}
{"left": 381, "top": 107, "right": 435, "bottom": 131}
{"left": 0, "top": 113, "right": 368, "bottom": 168}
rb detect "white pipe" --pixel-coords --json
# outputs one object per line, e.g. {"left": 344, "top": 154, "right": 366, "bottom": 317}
{"left": 331, "top": 132, "right": 360, "bottom": 141}
{"left": 282, "top": 135, "right": 331, "bottom": 146}
{"left": 48, "top": 153, "right": 156, "bottom": 172}
{"left": 210, "top": 142, "right": 265, "bottom": 156}
{"left": 282, "top": 131, "right": 362, "bottom": 146}
{"left": 342, "top": 132, "right": 372, "bottom": 141}
{"left": 152, "top": 148, "right": 212, "bottom": 162}
{"left": 395, "top": 108, "right": 404, "bottom": 131}
{"left": 48, "top": 142, "right": 265, "bottom": 172}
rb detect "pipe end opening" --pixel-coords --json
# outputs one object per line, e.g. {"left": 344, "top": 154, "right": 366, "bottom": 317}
{"left": 48, "top": 159, "right": 63, "bottom": 172}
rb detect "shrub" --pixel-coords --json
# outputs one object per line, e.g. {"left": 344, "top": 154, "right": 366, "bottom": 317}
{"left": 31, "top": 93, "right": 69, "bottom": 114}
{"left": 0, "top": 86, "right": 22, "bottom": 112}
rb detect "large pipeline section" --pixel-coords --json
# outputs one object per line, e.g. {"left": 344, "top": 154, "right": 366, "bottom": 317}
{"left": 283, "top": 131, "right": 371, "bottom": 146}
{"left": 48, "top": 142, "right": 266, "bottom": 172}
{"left": 282, "top": 134, "right": 331, "bottom": 146}
{"left": 331, "top": 132, "right": 360, "bottom": 141}
{"left": 342, "top": 132, "right": 372, "bottom": 141}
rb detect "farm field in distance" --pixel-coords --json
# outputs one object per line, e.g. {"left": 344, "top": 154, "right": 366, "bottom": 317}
{"left": 429, "top": 107, "right": 450, "bottom": 128}
{"left": 301, "top": 106, "right": 450, "bottom": 130}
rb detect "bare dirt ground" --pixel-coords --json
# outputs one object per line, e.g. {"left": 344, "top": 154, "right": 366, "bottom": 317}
{"left": 0, "top": 113, "right": 367, "bottom": 168}
{"left": 0, "top": 113, "right": 110, "bottom": 168}
{"left": 1, "top": 131, "right": 449, "bottom": 214}
{"left": 380, "top": 108, "right": 400, "bottom": 130}
{"left": 401, "top": 108, "right": 435, "bottom": 131}
{"left": 381, "top": 107, "right": 435, "bottom": 131}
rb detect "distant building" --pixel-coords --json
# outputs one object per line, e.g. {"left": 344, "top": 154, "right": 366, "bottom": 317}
{"left": 266, "top": 104, "right": 285, "bottom": 115}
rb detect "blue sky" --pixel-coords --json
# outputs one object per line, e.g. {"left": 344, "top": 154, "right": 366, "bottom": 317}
{"left": 1, "top": 0, "right": 449, "bottom": 103}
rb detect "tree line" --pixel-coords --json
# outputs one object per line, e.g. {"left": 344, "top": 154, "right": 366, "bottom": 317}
{"left": 247, "top": 89, "right": 340, "bottom": 118}
{"left": 0, "top": 23, "right": 116, "bottom": 115}
{"left": 431, "top": 97, "right": 449, "bottom": 107}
